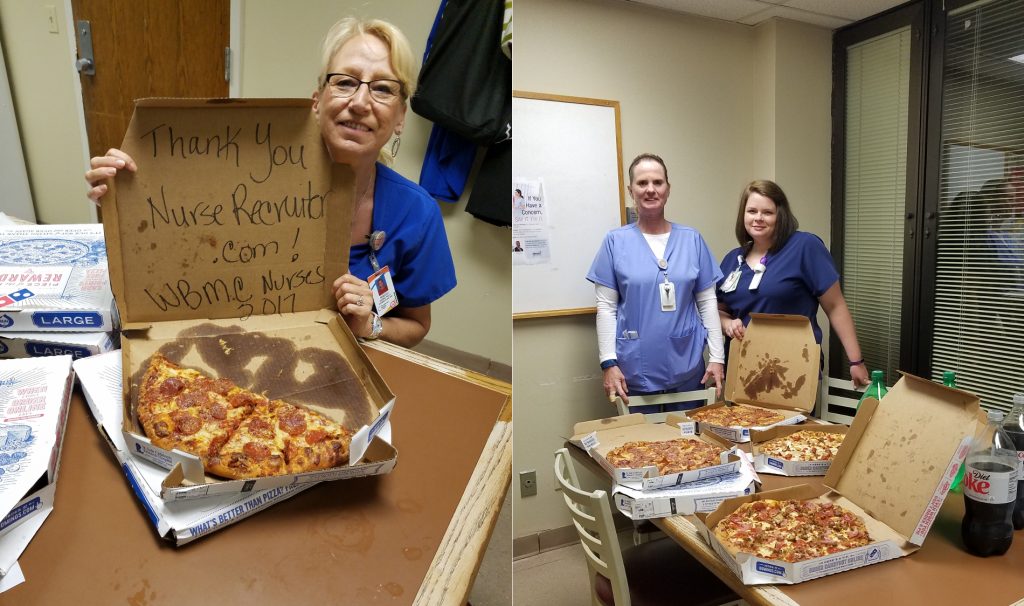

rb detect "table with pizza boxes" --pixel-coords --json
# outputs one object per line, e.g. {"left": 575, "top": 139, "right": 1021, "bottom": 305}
{"left": 571, "top": 314, "right": 985, "bottom": 586}
{"left": 0, "top": 100, "right": 401, "bottom": 592}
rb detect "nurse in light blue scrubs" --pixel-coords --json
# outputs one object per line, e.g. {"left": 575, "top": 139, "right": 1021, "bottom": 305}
{"left": 587, "top": 153, "right": 726, "bottom": 413}
{"left": 716, "top": 179, "right": 870, "bottom": 387}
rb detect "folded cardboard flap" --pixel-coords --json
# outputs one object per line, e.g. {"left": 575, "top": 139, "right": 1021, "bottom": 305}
{"left": 571, "top": 413, "right": 647, "bottom": 439}
{"left": 722, "top": 313, "right": 819, "bottom": 413}
{"left": 825, "top": 372, "right": 981, "bottom": 543}
{"left": 105, "top": 98, "right": 353, "bottom": 326}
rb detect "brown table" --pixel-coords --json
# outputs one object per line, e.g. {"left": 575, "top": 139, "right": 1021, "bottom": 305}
{"left": 3, "top": 341, "right": 511, "bottom": 605}
{"left": 567, "top": 442, "right": 1024, "bottom": 606}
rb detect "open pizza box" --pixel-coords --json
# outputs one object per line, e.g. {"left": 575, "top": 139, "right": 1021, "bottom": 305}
{"left": 749, "top": 424, "right": 849, "bottom": 476}
{"left": 681, "top": 314, "right": 818, "bottom": 442}
{"left": 569, "top": 413, "right": 742, "bottom": 491}
{"left": 102, "top": 99, "right": 396, "bottom": 501}
{"left": 75, "top": 351, "right": 318, "bottom": 544}
{"left": 704, "top": 372, "right": 984, "bottom": 585}
{"left": 0, "top": 355, "right": 74, "bottom": 575}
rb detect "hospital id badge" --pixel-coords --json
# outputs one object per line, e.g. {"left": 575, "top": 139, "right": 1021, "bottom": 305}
{"left": 368, "top": 265, "right": 398, "bottom": 316}
{"left": 660, "top": 281, "right": 676, "bottom": 312}
{"left": 721, "top": 269, "right": 741, "bottom": 293}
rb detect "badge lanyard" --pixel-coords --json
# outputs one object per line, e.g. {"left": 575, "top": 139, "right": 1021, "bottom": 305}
{"left": 367, "top": 230, "right": 386, "bottom": 272}
{"left": 720, "top": 253, "right": 771, "bottom": 293}
{"left": 657, "top": 257, "right": 676, "bottom": 312}
{"left": 720, "top": 255, "right": 743, "bottom": 293}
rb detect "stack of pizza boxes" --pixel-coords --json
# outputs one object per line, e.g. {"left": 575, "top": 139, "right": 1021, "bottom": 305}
{"left": 680, "top": 314, "right": 819, "bottom": 443}
{"left": 569, "top": 414, "right": 757, "bottom": 520}
{"left": 0, "top": 355, "right": 75, "bottom": 580}
{"left": 704, "top": 373, "right": 984, "bottom": 584}
{"left": 0, "top": 222, "right": 118, "bottom": 361}
{"left": 101, "top": 99, "right": 396, "bottom": 504}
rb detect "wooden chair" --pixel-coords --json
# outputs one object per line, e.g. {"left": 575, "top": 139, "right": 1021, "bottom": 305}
{"left": 613, "top": 387, "right": 718, "bottom": 423}
{"left": 553, "top": 448, "right": 742, "bottom": 606}
{"left": 818, "top": 376, "right": 862, "bottom": 424}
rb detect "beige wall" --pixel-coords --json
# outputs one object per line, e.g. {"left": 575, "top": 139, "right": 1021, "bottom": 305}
{"left": 0, "top": 0, "right": 94, "bottom": 224}
{"left": 514, "top": 0, "right": 833, "bottom": 538}
{"left": 1, "top": 0, "right": 510, "bottom": 365}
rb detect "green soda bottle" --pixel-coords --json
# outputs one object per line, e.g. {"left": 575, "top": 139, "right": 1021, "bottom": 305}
{"left": 857, "top": 370, "right": 887, "bottom": 410}
{"left": 945, "top": 371, "right": 967, "bottom": 493}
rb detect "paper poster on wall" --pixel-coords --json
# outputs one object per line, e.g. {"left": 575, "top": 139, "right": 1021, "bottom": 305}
{"left": 512, "top": 179, "right": 551, "bottom": 265}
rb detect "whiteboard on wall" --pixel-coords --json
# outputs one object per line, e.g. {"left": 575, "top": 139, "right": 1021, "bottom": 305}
{"left": 512, "top": 92, "right": 625, "bottom": 318}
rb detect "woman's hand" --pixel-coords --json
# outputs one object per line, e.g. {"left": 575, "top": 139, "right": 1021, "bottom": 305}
{"left": 702, "top": 361, "right": 724, "bottom": 398}
{"left": 85, "top": 149, "right": 137, "bottom": 205}
{"left": 332, "top": 273, "right": 375, "bottom": 337}
{"left": 723, "top": 318, "right": 745, "bottom": 340}
{"left": 850, "top": 364, "right": 870, "bottom": 387}
{"left": 603, "top": 366, "right": 629, "bottom": 405}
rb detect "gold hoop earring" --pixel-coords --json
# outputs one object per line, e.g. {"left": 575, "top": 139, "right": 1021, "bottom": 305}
{"left": 391, "top": 136, "right": 401, "bottom": 158}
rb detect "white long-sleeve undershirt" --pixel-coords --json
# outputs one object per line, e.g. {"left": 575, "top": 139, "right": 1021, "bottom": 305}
{"left": 596, "top": 284, "right": 725, "bottom": 364}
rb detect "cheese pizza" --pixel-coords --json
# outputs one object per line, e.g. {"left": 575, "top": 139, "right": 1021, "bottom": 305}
{"left": 689, "top": 405, "right": 785, "bottom": 428}
{"left": 604, "top": 438, "right": 726, "bottom": 476}
{"left": 713, "top": 499, "right": 871, "bottom": 563}
{"left": 758, "top": 430, "right": 845, "bottom": 462}
{"left": 138, "top": 353, "right": 353, "bottom": 479}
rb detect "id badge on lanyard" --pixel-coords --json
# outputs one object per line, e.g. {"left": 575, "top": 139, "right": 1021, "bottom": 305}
{"left": 656, "top": 257, "right": 676, "bottom": 312}
{"left": 720, "top": 255, "right": 743, "bottom": 293}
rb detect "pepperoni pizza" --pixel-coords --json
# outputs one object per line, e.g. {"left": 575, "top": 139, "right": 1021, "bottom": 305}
{"left": 713, "top": 499, "right": 871, "bottom": 563}
{"left": 689, "top": 405, "right": 785, "bottom": 428}
{"left": 604, "top": 438, "right": 726, "bottom": 475}
{"left": 137, "top": 353, "right": 353, "bottom": 479}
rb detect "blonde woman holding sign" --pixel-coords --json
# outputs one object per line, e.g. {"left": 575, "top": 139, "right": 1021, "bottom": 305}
{"left": 85, "top": 17, "right": 456, "bottom": 348}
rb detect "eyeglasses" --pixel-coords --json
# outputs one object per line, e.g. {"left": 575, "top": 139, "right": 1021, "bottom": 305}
{"left": 324, "top": 73, "right": 403, "bottom": 103}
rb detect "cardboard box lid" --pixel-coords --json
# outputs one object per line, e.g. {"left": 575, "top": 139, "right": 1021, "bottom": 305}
{"left": 723, "top": 313, "right": 819, "bottom": 413}
{"left": 824, "top": 372, "right": 981, "bottom": 541}
{"left": 104, "top": 98, "right": 353, "bottom": 327}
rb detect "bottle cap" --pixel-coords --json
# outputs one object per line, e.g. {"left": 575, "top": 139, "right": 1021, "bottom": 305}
{"left": 942, "top": 371, "right": 956, "bottom": 383}
{"left": 871, "top": 370, "right": 884, "bottom": 381}
{"left": 988, "top": 410, "right": 1005, "bottom": 423}
{"left": 1014, "top": 393, "right": 1024, "bottom": 406}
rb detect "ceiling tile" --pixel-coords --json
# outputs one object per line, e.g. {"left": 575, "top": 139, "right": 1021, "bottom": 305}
{"left": 738, "top": 4, "right": 852, "bottom": 28}
{"left": 781, "top": 0, "right": 907, "bottom": 22}
{"left": 627, "top": 0, "right": 777, "bottom": 22}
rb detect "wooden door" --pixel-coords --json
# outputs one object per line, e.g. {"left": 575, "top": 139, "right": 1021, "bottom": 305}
{"left": 71, "top": 0, "right": 229, "bottom": 160}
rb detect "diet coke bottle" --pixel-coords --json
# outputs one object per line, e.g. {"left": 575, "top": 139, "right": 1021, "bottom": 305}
{"left": 1002, "top": 393, "right": 1024, "bottom": 529}
{"left": 962, "top": 410, "right": 1018, "bottom": 557}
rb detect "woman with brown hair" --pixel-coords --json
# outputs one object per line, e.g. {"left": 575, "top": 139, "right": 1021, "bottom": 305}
{"left": 716, "top": 179, "right": 869, "bottom": 386}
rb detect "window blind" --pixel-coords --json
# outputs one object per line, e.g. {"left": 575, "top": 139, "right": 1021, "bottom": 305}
{"left": 933, "top": 0, "right": 1024, "bottom": 411}
{"left": 842, "top": 28, "right": 911, "bottom": 386}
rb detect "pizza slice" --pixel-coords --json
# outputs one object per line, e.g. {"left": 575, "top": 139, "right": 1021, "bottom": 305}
{"left": 206, "top": 401, "right": 289, "bottom": 479}
{"left": 273, "top": 401, "right": 354, "bottom": 474}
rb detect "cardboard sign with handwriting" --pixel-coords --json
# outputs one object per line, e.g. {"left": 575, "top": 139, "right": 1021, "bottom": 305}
{"left": 104, "top": 98, "right": 353, "bottom": 326}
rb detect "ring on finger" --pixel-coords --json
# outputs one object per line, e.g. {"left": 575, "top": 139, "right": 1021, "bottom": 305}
{"left": 356, "top": 296, "right": 364, "bottom": 307}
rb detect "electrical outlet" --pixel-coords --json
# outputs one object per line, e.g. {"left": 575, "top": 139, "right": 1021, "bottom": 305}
{"left": 45, "top": 5, "right": 59, "bottom": 34}
{"left": 519, "top": 470, "right": 537, "bottom": 497}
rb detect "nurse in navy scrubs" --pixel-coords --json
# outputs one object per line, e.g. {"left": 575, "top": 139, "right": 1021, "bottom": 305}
{"left": 85, "top": 18, "right": 456, "bottom": 348}
{"left": 587, "top": 153, "right": 726, "bottom": 412}
{"left": 716, "top": 180, "right": 869, "bottom": 387}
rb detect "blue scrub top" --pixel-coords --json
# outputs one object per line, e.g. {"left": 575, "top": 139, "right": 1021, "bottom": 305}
{"left": 349, "top": 163, "right": 457, "bottom": 308}
{"left": 587, "top": 223, "right": 723, "bottom": 393}
{"left": 716, "top": 231, "right": 838, "bottom": 344}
